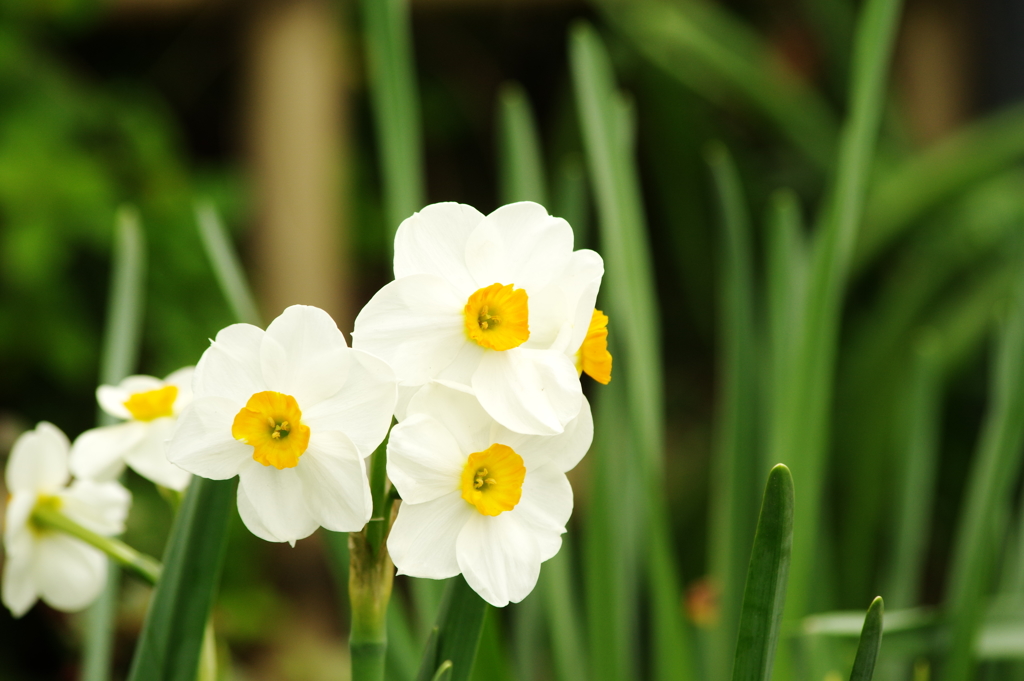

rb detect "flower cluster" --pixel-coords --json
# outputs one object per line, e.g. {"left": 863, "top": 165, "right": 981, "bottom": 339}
{"left": 2, "top": 200, "right": 612, "bottom": 615}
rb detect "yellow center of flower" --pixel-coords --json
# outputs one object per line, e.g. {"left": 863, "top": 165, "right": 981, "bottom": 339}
{"left": 231, "top": 391, "right": 311, "bottom": 470}
{"left": 576, "top": 309, "right": 612, "bottom": 384}
{"left": 123, "top": 385, "right": 179, "bottom": 421}
{"left": 460, "top": 444, "right": 526, "bottom": 516}
{"left": 464, "top": 283, "right": 530, "bottom": 351}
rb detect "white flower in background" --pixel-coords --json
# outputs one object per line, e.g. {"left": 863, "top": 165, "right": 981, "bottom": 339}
{"left": 352, "top": 201, "right": 606, "bottom": 436}
{"left": 3, "top": 422, "right": 130, "bottom": 617}
{"left": 167, "top": 305, "right": 397, "bottom": 545}
{"left": 386, "top": 383, "right": 593, "bottom": 607}
{"left": 70, "top": 368, "right": 195, "bottom": 491}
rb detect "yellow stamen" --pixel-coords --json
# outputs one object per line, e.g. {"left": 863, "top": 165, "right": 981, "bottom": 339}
{"left": 464, "top": 283, "right": 530, "bottom": 351}
{"left": 576, "top": 309, "right": 612, "bottom": 384}
{"left": 124, "top": 385, "right": 179, "bottom": 422}
{"left": 232, "top": 391, "right": 310, "bottom": 470}
{"left": 460, "top": 444, "right": 526, "bottom": 516}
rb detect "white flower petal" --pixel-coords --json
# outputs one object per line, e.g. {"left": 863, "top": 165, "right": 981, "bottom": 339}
{"left": 261, "top": 305, "right": 351, "bottom": 406}
{"left": 351, "top": 274, "right": 467, "bottom": 386}
{"left": 435, "top": 340, "right": 485, "bottom": 386}
{"left": 193, "top": 323, "right": 267, "bottom": 403}
{"left": 235, "top": 482, "right": 277, "bottom": 544}
{"left": 497, "top": 396, "right": 593, "bottom": 473}
{"left": 456, "top": 512, "right": 541, "bottom": 607}
{"left": 3, "top": 494, "right": 34, "bottom": 547}
{"left": 393, "top": 202, "right": 484, "bottom": 293}
{"left": 123, "top": 418, "right": 192, "bottom": 491}
{"left": 464, "top": 202, "right": 574, "bottom": 294}
{"left": 34, "top": 534, "right": 107, "bottom": 612}
{"left": 6, "top": 422, "right": 70, "bottom": 494}
{"left": 69, "top": 422, "right": 145, "bottom": 483}
{"left": 387, "top": 414, "right": 465, "bottom": 504}
{"left": 97, "top": 385, "right": 132, "bottom": 420}
{"left": 393, "top": 384, "right": 420, "bottom": 421}
{"left": 167, "top": 397, "right": 251, "bottom": 480}
{"left": 388, "top": 491, "right": 473, "bottom": 580}
{"left": 405, "top": 383, "right": 493, "bottom": 455}
{"left": 559, "top": 249, "right": 605, "bottom": 353}
{"left": 296, "top": 431, "right": 372, "bottom": 532}
{"left": 165, "top": 366, "right": 196, "bottom": 412}
{"left": 118, "top": 375, "right": 166, "bottom": 395}
{"left": 2, "top": 534, "right": 37, "bottom": 617}
{"left": 59, "top": 480, "right": 131, "bottom": 536}
{"left": 302, "top": 350, "right": 397, "bottom": 458}
{"left": 472, "top": 349, "right": 582, "bottom": 436}
{"left": 236, "top": 460, "right": 319, "bottom": 544}
{"left": 513, "top": 467, "right": 572, "bottom": 562}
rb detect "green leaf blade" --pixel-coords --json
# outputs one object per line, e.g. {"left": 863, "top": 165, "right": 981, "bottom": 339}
{"left": 849, "top": 597, "right": 885, "bottom": 681}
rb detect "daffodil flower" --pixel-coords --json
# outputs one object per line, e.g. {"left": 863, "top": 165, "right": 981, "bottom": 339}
{"left": 3, "top": 422, "right": 131, "bottom": 617}
{"left": 352, "top": 201, "right": 606, "bottom": 436}
{"left": 386, "top": 383, "right": 592, "bottom": 607}
{"left": 70, "top": 368, "right": 195, "bottom": 491}
{"left": 166, "top": 305, "right": 397, "bottom": 545}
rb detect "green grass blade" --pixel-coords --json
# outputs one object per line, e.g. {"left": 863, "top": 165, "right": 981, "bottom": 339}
{"left": 942, "top": 264, "right": 1024, "bottom": 681}
{"left": 414, "top": 577, "right": 487, "bottom": 681}
{"left": 126, "top": 477, "right": 236, "bottom": 681}
{"left": 849, "top": 597, "right": 885, "bottom": 681}
{"left": 599, "top": 0, "right": 837, "bottom": 169}
{"left": 857, "top": 102, "right": 1024, "bottom": 271}
{"left": 771, "top": 0, "right": 904, "bottom": 620}
{"left": 883, "top": 337, "right": 942, "bottom": 609}
{"left": 361, "top": 0, "right": 425, "bottom": 236}
{"left": 82, "top": 207, "right": 147, "bottom": 681}
{"left": 540, "top": 542, "right": 589, "bottom": 681}
{"left": 731, "top": 464, "right": 795, "bottom": 681}
{"left": 195, "top": 202, "right": 261, "bottom": 327}
{"left": 570, "top": 21, "right": 694, "bottom": 681}
{"left": 497, "top": 82, "right": 547, "bottom": 205}
{"left": 706, "top": 142, "right": 761, "bottom": 681}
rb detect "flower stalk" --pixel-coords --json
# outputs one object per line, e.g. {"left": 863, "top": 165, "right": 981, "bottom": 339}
{"left": 31, "top": 501, "right": 162, "bottom": 586}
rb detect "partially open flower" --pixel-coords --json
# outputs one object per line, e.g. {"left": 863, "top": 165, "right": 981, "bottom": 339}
{"left": 167, "top": 305, "right": 397, "bottom": 545}
{"left": 352, "top": 201, "right": 605, "bottom": 436}
{"left": 70, "top": 367, "right": 194, "bottom": 491}
{"left": 3, "top": 423, "right": 130, "bottom": 617}
{"left": 386, "top": 383, "right": 592, "bottom": 607}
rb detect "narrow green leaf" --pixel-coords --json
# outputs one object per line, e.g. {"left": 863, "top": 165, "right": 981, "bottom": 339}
{"left": 884, "top": 337, "right": 942, "bottom": 609}
{"left": 82, "top": 207, "right": 147, "bottom": 681}
{"left": 705, "top": 142, "right": 761, "bottom": 681}
{"left": 598, "top": 0, "right": 837, "bottom": 169}
{"left": 857, "top": 102, "right": 1024, "bottom": 272}
{"left": 361, "top": 0, "right": 425, "bottom": 236}
{"left": 126, "top": 477, "right": 235, "bottom": 681}
{"left": 415, "top": 577, "right": 487, "bottom": 681}
{"left": 539, "top": 543, "right": 589, "bottom": 681}
{"left": 497, "top": 82, "right": 547, "bottom": 205}
{"left": 943, "top": 262, "right": 1024, "bottom": 681}
{"left": 430, "top": 661, "right": 453, "bottom": 681}
{"left": 571, "top": 22, "right": 694, "bottom": 681}
{"left": 195, "top": 202, "right": 261, "bottom": 327}
{"left": 849, "top": 597, "right": 884, "bottom": 681}
{"left": 731, "top": 464, "right": 795, "bottom": 681}
{"left": 770, "top": 0, "right": 904, "bottom": 621}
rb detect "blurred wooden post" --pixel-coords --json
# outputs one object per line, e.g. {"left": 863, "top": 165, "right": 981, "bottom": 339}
{"left": 245, "top": 0, "right": 352, "bottom": 331}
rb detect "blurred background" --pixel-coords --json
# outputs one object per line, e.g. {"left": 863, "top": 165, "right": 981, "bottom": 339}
{"left": 2, "top": 0, "right": 1024, "bottom": 679}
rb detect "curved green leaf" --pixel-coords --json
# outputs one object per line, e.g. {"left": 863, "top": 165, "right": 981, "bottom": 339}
{"left": 849, "top": 597, "right": 884, "bottom": 681}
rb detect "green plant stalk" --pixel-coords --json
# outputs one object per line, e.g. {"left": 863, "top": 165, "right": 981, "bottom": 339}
{"left": 350, "top": 526, "right": 395, "bottom": 681}
{"left": 361, "top": 0, "right": 425, "bottom": 236}
{"left": 195, "top": 202, "right": 262, "bottom": 326}
{"left": 706, "top": 142, "right": 761, "bottom": 681}
{"left": 83, "top": 207, "right": 147, "bottom": 681}
{"left": 773, "top": 0, "right": 903, "bottom": 621}
{"left": 539, "top": 544, "right": 589, "bottom": 681}
{"left": 365, "top": 436, "right": 392, "bottom": 555}
{"left": 498, "top": 82, "right": 548, "bottom": 205}
{"left": 32, "top": 502, "right": 161, "bottom": 585}
{"left": 942, "top": 267, "right": 1024, "bottom": 681}
{"left": 731, "top": 464, "right": 794, "bottom": 681}
{"left": 849, "top": 597, "right": 885, "bottom": 681}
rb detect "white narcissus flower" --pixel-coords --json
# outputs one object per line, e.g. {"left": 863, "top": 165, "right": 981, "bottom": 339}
{"left": 166, "top": 305, "right": 397, "bottom": 545}
{"left": 70, "top": 367, "right": 195, "bottom": 491}
{"left": 386, "top": 383, "right": 592, "bottom": 607}
{"left": 352, "top": 201, "right": 607, "bottom": 436}
{"left": 3, "top": 422, "right": 131, "bottom": 618}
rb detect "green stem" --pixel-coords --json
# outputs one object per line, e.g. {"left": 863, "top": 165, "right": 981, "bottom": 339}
{"left": 32, "top": 502, "right": 161, "bottom": 586}
{"left": 350, "top": 526, "right": 395, "bottom": 681}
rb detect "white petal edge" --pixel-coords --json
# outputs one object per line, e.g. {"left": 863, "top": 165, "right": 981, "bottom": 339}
{"left": 165, "top": 365, "right": 196, "bottom": 413}
{"left": 6, "top": 422, "right": 70, "bottom": 494}
{"left": 472, "top": 349, "right": 582, "bottom": 436}
{"left": 393, "top": 202, "right": 484, "bottom": 293}
{"left": 2, "top": 533, "right": 37, "bottom": 617}
{"left": 512, "top": 467, "right": 572, "bottom": 562}
{"left": 496, "top": 396, "right": 594, "bottom": 474}
{"left": 261, "top": 305, "right": 351, "bottom": 407}
{"left": 193, "top": 323, "right": 267, "bottom": 403}
{"left": 123, "top": 418, "right": 192, "bottom": 491}
{"left": 34, "top": 534, "right": 107, "bottom": 612}
{"left": 387, "top": 413, "right": 465, "bottom": 504}
{"left": 404, "top": 383, "right": 493, "bottom": 458}
{"left": 456, "top": 512, "right": 541, "bottom": 607}
{"left": 69, "top": 422, "right": 144, "bottom": 483}
{"left": 296, "top": 430, "right": 372, "bottom": 532}
{"left": 388, "top": 492, "right": 474, "bottom": 580}
{"left": 166, "top": 397, "right": 252, "bottom": 480}
{"left": 59, "top": 480, "right": 131, "bottom": 537}
{"left": 236, "top": 460, "right": 319, "bottom": 544}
